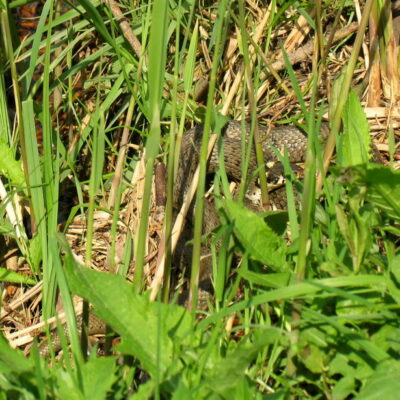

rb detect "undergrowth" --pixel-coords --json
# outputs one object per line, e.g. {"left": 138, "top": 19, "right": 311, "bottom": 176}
{"left": 0, "top": 0, "right": 399, "bottom": 398}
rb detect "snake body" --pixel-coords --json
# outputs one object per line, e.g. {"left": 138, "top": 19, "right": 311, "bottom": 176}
{"left": 173, "top": 120, "right": 333, "bottom": 301}
{"left": 174, "top": 121, "right": 332, "bottom": 215}
{"left": 38, "top": 312, "right": 106, "bottom": 357}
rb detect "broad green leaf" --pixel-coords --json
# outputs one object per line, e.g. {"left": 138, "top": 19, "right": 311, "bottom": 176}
{"left": 356, "top": 359, "right": 400, "bottom": 400}
{"left": 64, "top": 260, "right": 191, "bottom": 379}
{"left": 298, "top": 326, "right": 331, "bottom": 374}
{"left": 299, "top": 325, "right": 329, "bottom": 349}
{"left": 130, "top": 379, "right": 157, "bottom": 400}
{"left": 0, "top": 335, "right": 37, "bottom": 399}
{"left": 55, "top": 370, "right": 82, "bottom": 400}
{"left": 340, "top": 90, "right": 371, "bottom": 167}
{"left": 300, "top": 343, "right": 326, "bottom": 374}
{"left": 56, "top": 356, "right": 117, "bottom": 400}
{"left": 329, "top": 353, "right": 356, "bottom": 380}
{"left": 223, "top": 200, "right": 287, "bottom": 270}
{"left": 332, "top": 376, "right": 356, "bottom": 400}
{"left": 260, "top": 210, "right": 289, "bottom": 236}
{"left": 371, "top": 324, "right": 400, "bottom": 354}
{"left": 0, "top": 333, "right": 33, "bottom": 373}
{"left": 233, "top": 377, "right": 259, "bottom": 400}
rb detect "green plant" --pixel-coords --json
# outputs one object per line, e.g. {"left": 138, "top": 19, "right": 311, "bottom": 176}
{"left": 0, "top": 0, "right": 399, "bottom": 398}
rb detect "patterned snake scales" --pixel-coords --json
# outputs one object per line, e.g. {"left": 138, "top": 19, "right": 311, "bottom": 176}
{"left": 39, "top": 120, "right": 336, "bottom": 356}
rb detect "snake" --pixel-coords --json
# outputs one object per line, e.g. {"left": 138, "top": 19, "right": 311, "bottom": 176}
{"left": 38, "top": 119, "right": 381, "bottom": 355}
{"left": 173, "top": 120, "right": 332, "bottom": 296}
{"left": 174, "top": 120, "right": 330, "bottom": 211}
{"left": 38, "top": 311, "right": 107, "bottom": 358}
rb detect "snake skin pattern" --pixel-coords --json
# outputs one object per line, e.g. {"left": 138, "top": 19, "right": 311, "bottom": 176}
{"left": 174, "top": 121, "right": 330, "bottom": 211}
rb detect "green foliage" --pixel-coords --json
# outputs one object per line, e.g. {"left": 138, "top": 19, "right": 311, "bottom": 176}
{"left": 0, "top": 268, "right": 36, "bottom": 285}
{"left": 54, "top": 356, "right": 118, "bottom": 400}
{"left": 223, "top": 199, "right": 288, "bottom": 270}
{"left": 336, "top": 164, "right": 400, "bottom": 221}
{"left": 340, "top": 91, "right": 372, "bottom": 166}
{"left": 64, "top": 259, "right": 191, "bottom": 379}
{"left": 356, "top": 359, "right": 400, "bottom": 400}
{"left": 0, "top": 141, "right": 25, "bottom": 188}
{"left": 0, "top": 0, "right": 399, "bottom": 399}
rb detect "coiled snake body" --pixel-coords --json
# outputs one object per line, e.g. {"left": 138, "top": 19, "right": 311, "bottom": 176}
{"left": 175, "top": 120, "right": 330, "bottom": 212}
{"left": 173, "top": 120, "right": 331, "bottom": 298}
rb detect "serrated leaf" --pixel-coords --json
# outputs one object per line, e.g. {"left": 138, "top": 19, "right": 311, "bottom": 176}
{"left": 64, "top": 260, "right": 191, "bottom": 379}
{"left": 223, "top": 200, "right": 287, "bottom": 270}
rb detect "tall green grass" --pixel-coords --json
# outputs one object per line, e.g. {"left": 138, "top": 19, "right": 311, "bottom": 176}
{"left": 0, "top": 0, "right": 399, "bottom": 398}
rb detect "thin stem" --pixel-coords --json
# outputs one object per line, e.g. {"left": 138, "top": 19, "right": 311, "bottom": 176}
{"left": 189, "top": 0, "right": 230, "bottom": 311}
